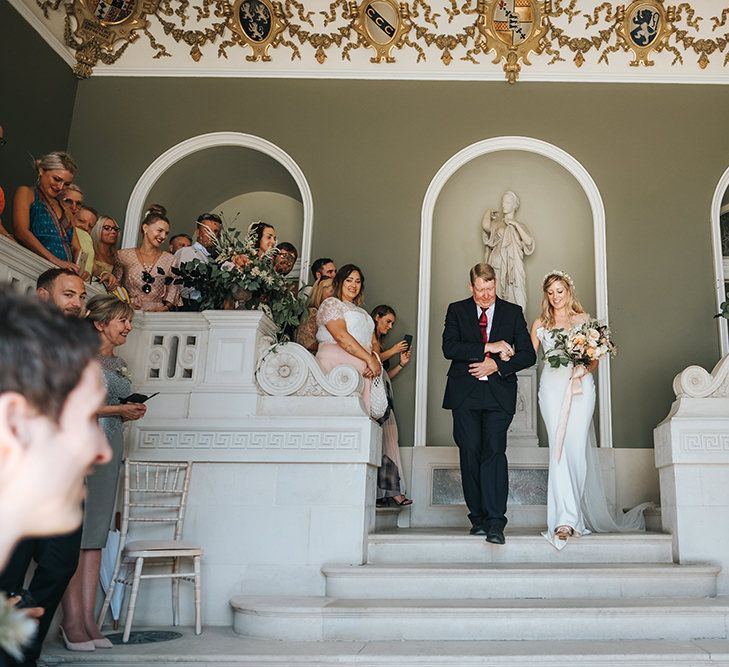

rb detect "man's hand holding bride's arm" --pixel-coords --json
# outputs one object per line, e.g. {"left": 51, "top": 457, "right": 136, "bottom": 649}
{"left": 469, "top": 357, "right": 499, "bottom": 379}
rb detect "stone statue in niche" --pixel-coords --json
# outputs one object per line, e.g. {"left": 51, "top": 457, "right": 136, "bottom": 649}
{"left": 481, "top": 191, "right": 535, "bottom": 311}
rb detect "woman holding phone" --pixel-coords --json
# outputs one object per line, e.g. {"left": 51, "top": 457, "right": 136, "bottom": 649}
{"left": 59, "top": 295, "right": 146, "bottom": 652}
{"left": 371, "top": 305, "right": 413, "bottom": 507}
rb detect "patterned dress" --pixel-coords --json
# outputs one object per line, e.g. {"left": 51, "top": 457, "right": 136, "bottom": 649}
{"left": 29, "top": 188, "right": 73, "bottom": 262}
{"left": 81, "top": 354, "right": 130, "bottom": 550}
{"left": 117, "top": 248, "right": 179, "bottom": 311}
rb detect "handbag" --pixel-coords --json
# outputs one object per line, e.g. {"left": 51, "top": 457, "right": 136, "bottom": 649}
{"left": 369, "top": 365, "right": 390, "bottom": 421}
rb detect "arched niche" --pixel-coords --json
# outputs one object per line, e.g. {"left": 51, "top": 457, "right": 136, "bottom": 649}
{"left": 711, "top": 167, "right": 729, "bottom": 356}
{"left": 123, "top": 132, "right": 313, "bottom": 281}
{"left": 416, "top": 137, "right": 612, "bottom": 448}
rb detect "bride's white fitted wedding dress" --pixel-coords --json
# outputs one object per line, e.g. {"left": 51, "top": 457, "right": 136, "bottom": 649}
{"left": 537, "top": 327, "right": 650, "bottom": 550}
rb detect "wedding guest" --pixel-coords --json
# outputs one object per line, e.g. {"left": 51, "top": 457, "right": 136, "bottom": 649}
{"left": 117, "top": 205, "right": 178, "bottom": 311}
{"left": 301, "top": 257, "right": 336, "bottom": 301}
{"left": 0, "top": 125, "right": 14, "bottom": 241}
{"left": 13, "top": 152, "right": 80, "bottom": 270}
{"left": 371, "top": 305, "right": 413, "bottom": 507}
{"left": 274, "top": 242, "right": 298, "bottom": 276}
{"left": 168, "top": 233, "right": 192, "bottom": 254}
{"left": 249, "top": 222, "right": 276, "bottom": 257}
{"left": 295, "top": 277, "right": 334, "bottom": 353}
{"left": 60, "top": 295, "right": 145, "bottom": 653}
{"left": 173, "top": 213, "right": 222, "bottom": 308}
{"left": 315, "top": 265, "right": 380, "bottom": 410}
{"left": 74, "top": 206, "right": 99, "bottom": 281}
{"left": 90, "top": 216, "right": 129, "bottom": 302}
{"left": 58, "top": 184, "right": 84, "bottom": 226}
{"left": 0, "top": 275, "right": 110, "bottom": 667}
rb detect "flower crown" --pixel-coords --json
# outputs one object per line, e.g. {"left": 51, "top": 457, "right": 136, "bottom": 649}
{"left": 543, "top": 269, "right": 575, "bottom": 289}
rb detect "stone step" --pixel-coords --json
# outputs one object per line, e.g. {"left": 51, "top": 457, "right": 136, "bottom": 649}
{"left": 367, "top": 529, "right": 675, "bottom": 564}
{"left": 230, "top": 595, "right": 729, "bottom": 642}
{"left": 374, "top": 506, "right": 401, "bottom": 531}
{"left": 323, "top": 562, "right": 719, "bottom": 600}
{"left": 35, "top": 628, "right": 729, "bottom": 666}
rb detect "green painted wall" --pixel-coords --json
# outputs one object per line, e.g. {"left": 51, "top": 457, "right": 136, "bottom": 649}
{"left": 65, "top": 77, "right": 728, "bottom": 448}
{"left": 0, "top": 3, "right": 78, "bottom": 230}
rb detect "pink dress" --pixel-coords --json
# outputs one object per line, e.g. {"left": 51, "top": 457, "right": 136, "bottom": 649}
{"left": 117, "top": 248, "right": 180, "bottom": 311}
{"left": 315, "top": 297, "right": 373, "bottom": 410}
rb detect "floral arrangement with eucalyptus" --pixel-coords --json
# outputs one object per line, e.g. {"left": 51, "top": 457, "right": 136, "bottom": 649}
{"left": 171, "top": 224, "right": 306, "bottom": 338}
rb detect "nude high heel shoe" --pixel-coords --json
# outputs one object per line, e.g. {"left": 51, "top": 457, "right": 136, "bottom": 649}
{"left": 59, "top": 627, "right": 95, "bottom": 652}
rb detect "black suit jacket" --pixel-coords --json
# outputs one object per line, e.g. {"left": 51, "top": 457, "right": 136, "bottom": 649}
{"left": 442, "top": 296, "right": 536, "bottom": 414}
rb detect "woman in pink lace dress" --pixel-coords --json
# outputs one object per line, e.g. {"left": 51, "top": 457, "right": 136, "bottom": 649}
{"left": 117, "top": 205, "right": 179, "bottom": 311}
{"left": 315, "top": 264, "right": 381, "bottom": 410}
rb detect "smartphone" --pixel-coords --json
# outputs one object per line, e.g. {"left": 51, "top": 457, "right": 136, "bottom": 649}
{"left": 403, "top": 334, "right": 413, "bottom": 350}
{"left": 8, "top": 589, "right": 38, "bottom": 609}
{"left": 120, "top": 392, "right": 159, "bottom": 404}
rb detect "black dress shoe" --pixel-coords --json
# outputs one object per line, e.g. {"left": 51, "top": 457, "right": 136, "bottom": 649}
{"left": 485, "top": 527, "right": 505, "bottom": 544}
{"left": 469, "top": 525, "right": 487, "bottom": 536}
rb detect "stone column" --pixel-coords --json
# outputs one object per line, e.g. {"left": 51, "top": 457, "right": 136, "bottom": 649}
{"left": 654, "top": 355, "right": 729, "bottom": 593}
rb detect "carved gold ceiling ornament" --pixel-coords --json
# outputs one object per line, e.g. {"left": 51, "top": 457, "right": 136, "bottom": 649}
{"left": 32, "top": 1, "right": 729, "bottom": 79}
{"left": 477, "top": 0, "right": 549, "bottom": 83}
{"left": 66, "top": 0, "right": 160, "bottom": 77}
{"left": 350, "top": 0, "right": 413, "bottom": 62}
{"left": 229, "top": 0, "right": 287, "bottom": 61}
{"left": 616, "top": 0, "right": 675, "bottom": 65}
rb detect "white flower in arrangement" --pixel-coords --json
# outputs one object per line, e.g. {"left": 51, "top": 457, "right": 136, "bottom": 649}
{"left": 546, "top": 319, "right": 616, "bottom": 369}
{"left": 0, "top": 595, "right": 37, "bottom": 660}
{"left": 116, "top": 366, "right": 133, "bottom": 383}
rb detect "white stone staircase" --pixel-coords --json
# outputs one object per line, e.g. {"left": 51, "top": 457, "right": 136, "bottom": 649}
{"left": 231, "top": 528, "right": 729, "bottom": 646}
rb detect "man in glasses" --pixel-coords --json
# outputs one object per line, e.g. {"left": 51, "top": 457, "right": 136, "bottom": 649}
{"left": 172, "top": 213, "right": 223, "bottom": 309}
{"left": 274, "top": 242, "right": 298, "bottom": 278}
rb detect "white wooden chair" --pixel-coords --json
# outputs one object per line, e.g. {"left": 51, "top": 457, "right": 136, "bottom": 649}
{"left": 97, "top": 461, "right": 202, "bottom": 642}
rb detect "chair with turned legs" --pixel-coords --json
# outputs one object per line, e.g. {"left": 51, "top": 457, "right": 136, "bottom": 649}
{"left": 97, "top": 461, "right": 202, "bottom": 642}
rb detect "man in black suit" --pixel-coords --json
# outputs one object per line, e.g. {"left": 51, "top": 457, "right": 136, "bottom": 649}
{"left": 442, "top": 263, "right": 536, "bottom": 544}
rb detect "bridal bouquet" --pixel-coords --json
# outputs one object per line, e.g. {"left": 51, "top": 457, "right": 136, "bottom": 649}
{"left": 172, "top": 222, "right": 306, "bottom": 338}
{"left": 545, "top": 319, "right": 616, "bottom": 369}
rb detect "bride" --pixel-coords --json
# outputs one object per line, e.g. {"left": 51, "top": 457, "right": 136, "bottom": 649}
{"left": 530, "top": 270, "right": 650, "bottom": 550}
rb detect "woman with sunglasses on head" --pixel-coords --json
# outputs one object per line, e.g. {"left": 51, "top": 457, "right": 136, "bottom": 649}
{"left": 59, "top": 185, "right": 94, "bottom": 282}
{"left": 13, "top": 151, "right": 81, "bottom": 271}
{"left": 117, "top": 205, "right": 179, "bottom": 311}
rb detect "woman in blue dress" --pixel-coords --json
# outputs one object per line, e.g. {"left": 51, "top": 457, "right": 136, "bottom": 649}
{"left": 13, "top": 151, "right": 81, "bottom": 270}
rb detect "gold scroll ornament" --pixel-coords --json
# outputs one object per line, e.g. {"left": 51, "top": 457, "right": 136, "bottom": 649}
{"left": 229, "top": 0, "right": 287, "bottom": 62}
{"left": 70, "top": 0, "right": 158, "bottom": 78}
{"left": 350, "top": 0, "right": 412, "bottom": 63}
{"left": 477, "top": 0, "right": 549, "bottom": 83}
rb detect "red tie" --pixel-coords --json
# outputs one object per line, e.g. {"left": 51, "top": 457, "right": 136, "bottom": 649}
{"left": 479, "top": 310, "right": 490, "bottom": 357}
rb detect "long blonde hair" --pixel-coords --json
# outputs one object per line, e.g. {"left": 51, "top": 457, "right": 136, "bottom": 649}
{"left": 540, "top": 271, "right": 584, "bottom": 328}
{"left": 308, "top": 277, "right": 333, "bottom": 309}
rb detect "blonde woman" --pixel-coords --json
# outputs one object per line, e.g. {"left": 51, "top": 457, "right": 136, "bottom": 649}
{"left": 91, "top": 216, "right": 130, "bottom": 302}
{"left": 530, "top": 271, "right": 648, "bottom": 549}
{"left": 60, "top": 295, "right": 145, "bottom": 651}
{"left": 13, "top": 151, "right": 80, "bottom": 270}
{"left": 295, "top": 277, "right": 334, "bottom": 352}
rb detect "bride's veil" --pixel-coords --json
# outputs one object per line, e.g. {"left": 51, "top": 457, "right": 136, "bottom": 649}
{"left": 582, "top": 422, "right": 653, "bottom": 532}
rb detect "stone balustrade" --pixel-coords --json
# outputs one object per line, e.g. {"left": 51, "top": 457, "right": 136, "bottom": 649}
{"left": 654, "top": 354, "right": 729, "bottom": 593}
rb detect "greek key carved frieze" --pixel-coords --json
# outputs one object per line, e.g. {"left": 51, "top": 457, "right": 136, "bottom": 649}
{"left": 139, "top": 429, "right": 360, "bottom": 450}
{"left": 681, "top": 432, "right": 729, "bottom": 453}
{"left": 36, "top": 0, "right": 729, "bottom": 81}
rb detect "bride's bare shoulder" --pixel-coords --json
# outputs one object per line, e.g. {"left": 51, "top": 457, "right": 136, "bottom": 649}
{"left": 574, "top": 313, "right": 591, "bottom": 325}
{"left": 530, "top": 317, "right": 544, "bottom": 333}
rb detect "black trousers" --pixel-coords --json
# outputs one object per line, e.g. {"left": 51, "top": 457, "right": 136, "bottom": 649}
{"left": 451, "top": 381, "right": 514, "bottom": 529}
{"left": 0, "top": 528, "right": 82, "bottom": 666}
